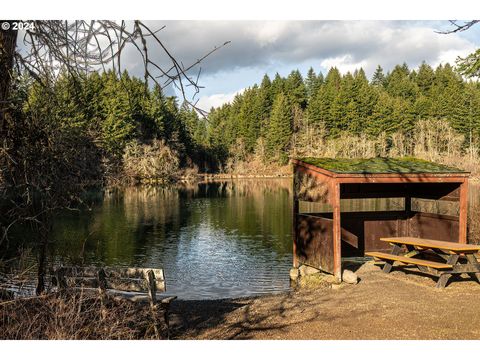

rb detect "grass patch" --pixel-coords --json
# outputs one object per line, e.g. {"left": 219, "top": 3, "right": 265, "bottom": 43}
{"left": 298, "top": 157, "right": 467, "bottom": 174}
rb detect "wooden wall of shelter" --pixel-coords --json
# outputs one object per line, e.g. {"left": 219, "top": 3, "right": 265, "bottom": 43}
{"left": 292, "top": 159, "right": 470, "bottom": 281}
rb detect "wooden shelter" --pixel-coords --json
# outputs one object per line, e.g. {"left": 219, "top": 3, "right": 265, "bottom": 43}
{"left": 292, "top": 157, "right": 470, "bottom": 281}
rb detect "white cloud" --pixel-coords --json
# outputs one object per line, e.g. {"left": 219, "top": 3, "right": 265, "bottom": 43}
{"left": 433, "top": 47, "right": 477, "bottom": 68}
{"left": 196, "top": 88, "right": 245, "bottom": 110}
{"left": 320, "top": 55, "right": 368, "bottom": 74}
{"left": 121, "top": 21, "right": 478, "bottom": 81}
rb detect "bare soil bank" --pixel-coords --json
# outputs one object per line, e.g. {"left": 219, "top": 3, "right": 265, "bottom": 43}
{"left": 170, "top": 261, "right": 480, "bottom": 340}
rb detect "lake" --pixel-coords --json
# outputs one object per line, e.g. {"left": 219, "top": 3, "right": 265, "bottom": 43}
{"left": 5, "top": 179, "right": 480, "bottom": 300}
{"left": 47, "top": 179, "right": 293, "bottom": 300}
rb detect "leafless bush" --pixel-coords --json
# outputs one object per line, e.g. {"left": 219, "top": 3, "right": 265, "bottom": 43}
{"left": 123, "top": 139, "right": 180, "bottom": 183}
{"left": 0, "top": 291, "right": 168, "bottom": 339}
{"left": 413, "top": 119, "right": 464, "bottom": 160}
{"left": 291, "top": 121, "right": 327, "bottom": 158}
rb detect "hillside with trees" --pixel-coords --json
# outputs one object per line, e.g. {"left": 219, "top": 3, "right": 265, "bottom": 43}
{"left": 203, "top": 63, "right": 480, "bottom": 175}
{"left": 5, "top": 61, "right": 480, "bottom": 186}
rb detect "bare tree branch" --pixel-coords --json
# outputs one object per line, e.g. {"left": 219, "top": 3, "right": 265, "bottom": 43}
{"left": 10, "top": 20, "right": 229, "bottom": 116}
{"left": 436, "top": 20, "right": 479, "bottom": 34}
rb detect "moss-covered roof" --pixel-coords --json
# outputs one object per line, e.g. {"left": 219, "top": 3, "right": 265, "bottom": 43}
{"left": 297, "top": 157, "right": 468, "bottom": 174}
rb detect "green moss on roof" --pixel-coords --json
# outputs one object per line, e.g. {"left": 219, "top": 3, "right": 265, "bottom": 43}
{"left": 298, "top": 157, "right": 467, "bottom": 174}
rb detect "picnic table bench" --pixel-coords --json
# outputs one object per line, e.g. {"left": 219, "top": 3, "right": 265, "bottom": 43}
{"left": 366, "top": 237, "right": 480, "bottom": 289}
{"left": 51, "top": 266, "right": 176, "bottom": 338}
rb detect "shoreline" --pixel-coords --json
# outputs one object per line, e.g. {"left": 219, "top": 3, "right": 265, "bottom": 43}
{"left": 169, "top": 261, "right": 480, "bottom": 340}
{"left": 3, "top": 261, "right": 480, "bottom": 339}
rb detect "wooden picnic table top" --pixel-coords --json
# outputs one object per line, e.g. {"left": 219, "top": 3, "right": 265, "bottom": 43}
{"left": 380, "top": 237, "right": 480, "bottom": 253}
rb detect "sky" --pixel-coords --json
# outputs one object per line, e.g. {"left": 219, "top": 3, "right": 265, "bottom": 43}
{"left": 116, "top": 20, "right": 480, "bottom": 111}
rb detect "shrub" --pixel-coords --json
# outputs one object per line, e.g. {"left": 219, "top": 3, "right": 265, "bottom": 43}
{"left": 123, "top": 140, "right": 180, "bottom": 183}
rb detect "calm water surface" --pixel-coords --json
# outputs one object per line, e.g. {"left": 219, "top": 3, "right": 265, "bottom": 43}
{"left": 49, "top": 180, "right": 293, "bottom": 300}
{"left": 6, "top": 179, "right": 480, "bottom": 300}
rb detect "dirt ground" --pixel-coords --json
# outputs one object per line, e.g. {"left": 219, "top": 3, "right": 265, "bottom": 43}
{"left": 169, "top": 261, "right": 480, "bottom": 340}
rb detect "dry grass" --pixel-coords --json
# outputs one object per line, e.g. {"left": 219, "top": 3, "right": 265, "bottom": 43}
{"left": 0, "top": 290, "right": 168, "bottom": 340}
{"left": 290, "top": 118, "right": 480, "bottom": 176}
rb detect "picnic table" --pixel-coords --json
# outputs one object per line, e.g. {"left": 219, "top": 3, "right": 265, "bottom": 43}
{"left": 366, "top": 237, "right": 480, "bottom": 288}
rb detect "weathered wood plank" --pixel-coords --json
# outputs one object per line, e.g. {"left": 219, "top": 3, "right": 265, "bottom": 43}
{"left": 54, "top": 266, "right": 165, "bottom": 281}
{"left": 366, "top": 252, "right": 454, "bottom": 269}
{"left": 52, "top": 267, "right": 166, "bottom": 292}
{"left": 380, "top": 237, "right": 480, "bottom": 252}
{"left": 435, "top": 255, "right": 460, "bottom": 289}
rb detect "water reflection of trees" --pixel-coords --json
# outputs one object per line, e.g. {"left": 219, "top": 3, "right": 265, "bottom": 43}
{"left": 50, "top": 180, "right": 293, "bottom": 267}
{"left": 40, "top": 181, "right": 480, "bottom": 267}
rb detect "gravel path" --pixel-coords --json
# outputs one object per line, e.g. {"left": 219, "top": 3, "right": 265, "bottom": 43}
{"left": 169, "top": 261, "right": 480, "bottom": 339}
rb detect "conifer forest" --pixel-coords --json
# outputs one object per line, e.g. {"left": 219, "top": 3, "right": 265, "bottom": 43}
{"left": 8, "top": 62, "right": 480, "bottom": 184}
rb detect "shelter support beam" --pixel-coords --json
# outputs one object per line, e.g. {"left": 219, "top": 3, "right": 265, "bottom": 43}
{"left": 459, "top": 179, "right": 468, "bottom": 244}
{"left": 293, "top": 198, "right": 299, "bottom": 268}
{"left": 333, "top": 183, "right": 341, "bottom": 281}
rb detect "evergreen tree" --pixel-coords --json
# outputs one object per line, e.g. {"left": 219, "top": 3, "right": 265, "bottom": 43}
{"left": 237, "top": 87, "right": 260, "bottom": 152}
{"left": 100, "top": 71, "right": 136, "bottom": 155}
{"left": 385, "top": 64, "right": 418, "bottom": 101}
{"left": 305, "top": 67, "right": 322, "bottom": 101}
{"left": 416, "top": 62, "right": 435, "bottom": 94}
{"left": 266, "top": 92, "right": 292, "bottom": 164}
{"left": 271, "top": 72, "right": 285, "bottom": 98}
{"left": 371, "top": 65, "right": 386, "bottom": 87}
{"left": 307, "top": 67, "right": 341, "bottom": 133}
{"left": 285, "top": 70, "right": 307, "bottom": 109}
{"left": 258, "top": 74, "right": 273, "bottom": 136}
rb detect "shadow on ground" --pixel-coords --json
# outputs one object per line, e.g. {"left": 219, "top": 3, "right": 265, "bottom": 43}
{"left": 169, "top": 261, "right": 480, "bottom": 340}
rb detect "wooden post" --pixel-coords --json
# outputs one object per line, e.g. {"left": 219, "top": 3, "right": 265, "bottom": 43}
{"left": 145, "top": 269, "right": 160, "bottom": 339}
{"left": 55, "top": 268, "right": 67, "bottom": 290}
{"left": 405, "top": 196, "right": 411, "bottom": 213}
{"left": 145, "top": 270, "right": 157, "bottom": 305}
{"left": 292, "top": 166, "right": 299, "bottom": 268}
{"left": 292, "top": 198, "right": 299, "bottom": 268}
{"left": 332, "top": 182, "right": 342, "bottom": 281}
{"left": 459, "top": 179, "right": 468, "bottom": 244}
{"left": 97, "top": 268, "right": 107, "bottom": 300}
{"left": 97, "top": 268, "right": 108, "bottom": 320}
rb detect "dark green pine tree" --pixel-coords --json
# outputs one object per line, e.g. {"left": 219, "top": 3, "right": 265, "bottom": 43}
{"left": 83, "top": 72, "right": 105, "bottom": 133}
{"left": 415, "top": 62, "right": 435, "bottom": 94}
{"left": 349, "top": 68, "right": 377, "bottom": 134}
{"left": 148, "top": 84, "right": 169, "bottom": 139}
{"left": 431, "top": 63, "right": 465, "bottom": 130}
{"left": 271, "top": 72, "right": 286, "bottom": 98}
{"left": 464, "top": 82, "right": 480, "bottom": 146}
{"left": 367, "top": 91, "right": 414, "bottom": 136}
{"left": 285, "top": 70, "right": 307, "bottom": 109}
{"left": 306, "top": 67, "right": 341, "bottom": 133}
{"left": 385, "top": 63, "right": 418, "bottom": 101}
{"left": 206, "top": 104, "right": 230, "bottom": 156}
{"left": 305, "top": 67, "right": 322, "bottom": 102}
{"left": 224, "top": 94, "right": 243, "bottom": 148}
{"left": 258, "top": 74, "right": 273, "bottom": 137}
{"left": 266, "top": 92, "right": 292, "bottom": 164}
{"left": 99, "top": 71, "right": 136, "bottom": 155}
{"left": 237, "top": 86, "right": 261, "bottom": 152}
{"left": 330, "top": 72, "right": 354, "bottom": 135}
{"left": 51, "top": 73, "right": 87, "bottom": 129}
{"left": 371, "top": 65, "right": 386, "bottom": 87}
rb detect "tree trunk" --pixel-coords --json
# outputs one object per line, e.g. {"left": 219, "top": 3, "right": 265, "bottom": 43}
{"left": 36, "top": 219, "right": 51, "bottom": 295}
{"left": 1, "top": 22, "right": 18, "bottom": 193}
{"left": 0, "top": 21, "right": 18, "bottom": 125}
